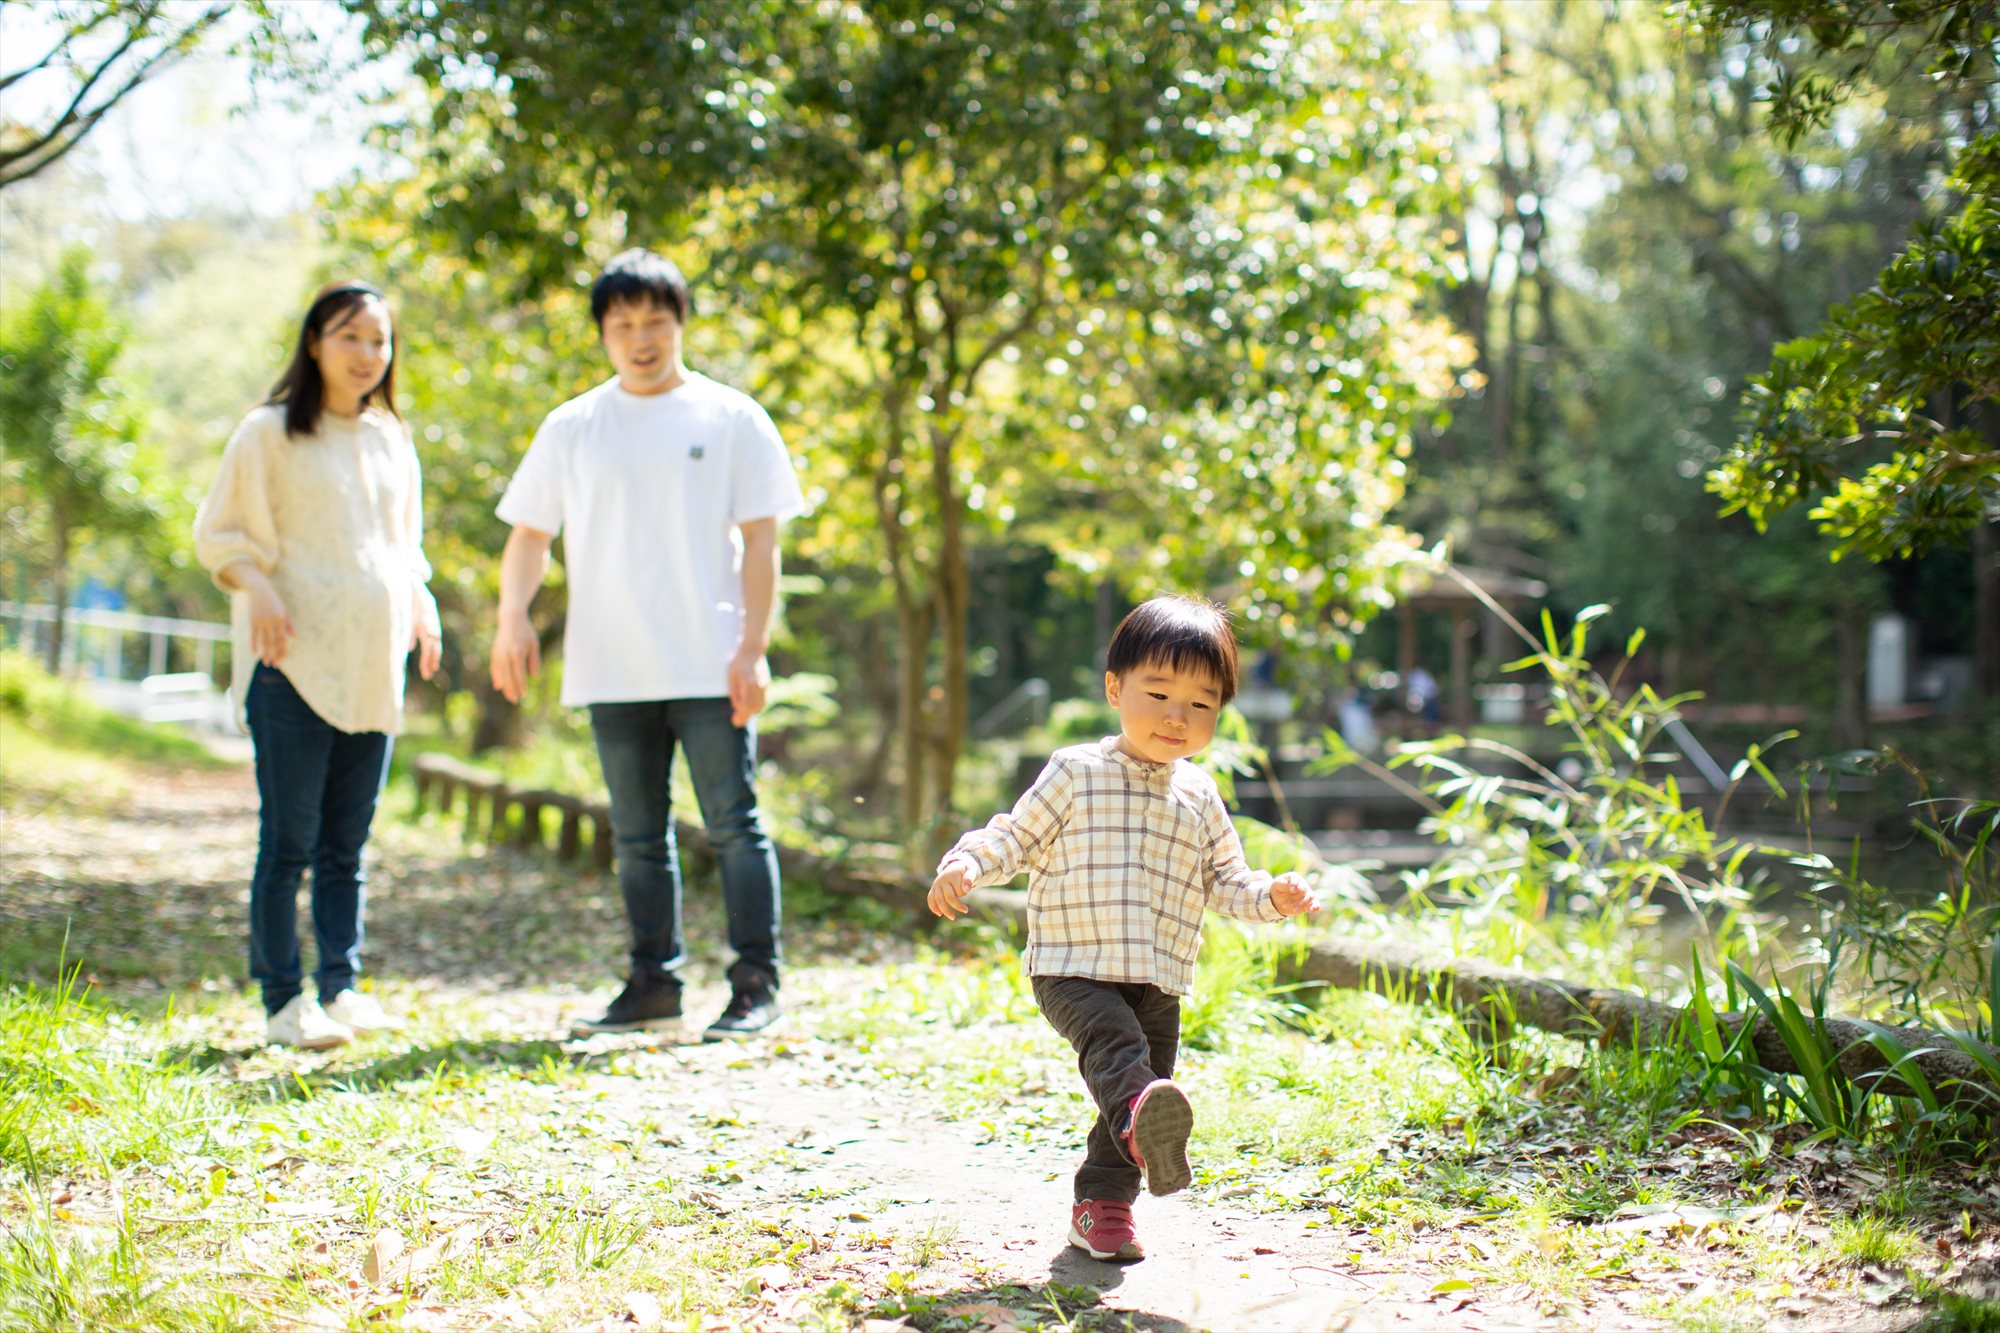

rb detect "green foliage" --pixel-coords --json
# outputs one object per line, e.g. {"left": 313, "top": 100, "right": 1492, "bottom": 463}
{"left": 1315, "top": 590, "right": 1776, "bottom": 976}
{"left": 1681, "top": 0, "right": 2000, "bottom": 560}
{"left": 1788, "top": 768, "right": 2000, "bottom": 1033}
{"left": 1723, "top": 958, "right": 1880, "bottom": 1138}
{"left": 1915, "top": 1289, "right": 2000, "bottom": 1333}
{"left": 0, "top": 247, "right": 162, "bottom": 661}
{"left": 347, "top": 0, "right": 1466, "bottom": 830}
{"left": 1680, "top": 0, "right": 1998, "bottom": 149}
{"left": 0, "top": 1, "right": 258, "bottom": 192}
{"left": 1406, "top": 0, "right": 1921, "bottom": 709}
{"left": 1712, "top": 136, "right": 2000, "bottom": 559}
{"left": 0, "top": 651, "right": 221, "bottom": 771}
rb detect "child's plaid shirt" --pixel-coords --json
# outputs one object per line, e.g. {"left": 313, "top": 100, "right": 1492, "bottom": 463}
{"left": 939, "top": 738, "right": 1283, "bottom": 996}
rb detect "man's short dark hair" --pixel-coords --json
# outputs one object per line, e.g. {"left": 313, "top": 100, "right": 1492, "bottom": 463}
{"left": 591, "top": 249, "right": 691, "bottom": 328}
{"left": 1106, "top": 595, "right": 1240, "bottom": 703}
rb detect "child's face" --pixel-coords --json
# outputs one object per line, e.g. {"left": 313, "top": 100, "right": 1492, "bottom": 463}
{"left": 1105, "top": 662, "right": 1222, "bottom": 765}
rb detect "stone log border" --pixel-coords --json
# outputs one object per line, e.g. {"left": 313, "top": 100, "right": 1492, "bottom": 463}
{"left": 408, "top": 752, "right": 930, "bottom": 917}
{"left": 1287, "top": 935, "right": 2000, "bottom": 1108}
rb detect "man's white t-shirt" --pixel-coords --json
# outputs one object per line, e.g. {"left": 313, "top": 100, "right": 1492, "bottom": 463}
{"left": 496, "top": 372, "right": 806, "bottom": 706}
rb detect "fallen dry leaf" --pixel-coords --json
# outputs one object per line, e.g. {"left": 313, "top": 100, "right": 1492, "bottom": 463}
{"left": 362, "top": 1230, "right": 407, "bottom": 1285}
{"left": 623, "top": 1290, "right": 665, "bottom": 1329}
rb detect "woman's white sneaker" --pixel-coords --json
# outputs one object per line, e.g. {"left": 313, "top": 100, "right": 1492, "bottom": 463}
{"left": 268, "top": 994, "right": 351, "bottom": 1050}
{"left": 323, "top": 989, "right": 404, "bottom": 1033}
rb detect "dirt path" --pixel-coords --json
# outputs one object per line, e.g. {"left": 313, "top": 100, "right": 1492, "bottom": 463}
{"left": 3, "top": 763, "right": 1942, "bottom": 1331}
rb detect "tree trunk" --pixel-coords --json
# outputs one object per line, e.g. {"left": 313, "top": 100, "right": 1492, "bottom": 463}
{"left": 468, "top": 675, "right": 525, "bottom": 754}
{"left": 1977, "top": 518, "right": 1998, "bottom": 703}
{"left": 855, "top": 617, "right": 901, "bottom": 802}
{"left": 1834, "top": 603, "right": 1866, "bottom": 748}
{"left": 45, "top": 501, "right": 72, "bottom": 676}
{"left": 1977, "top": 401, "right": 2000, "bottom": 700}
{"left": 1284, "top": 935, "right": 2000, "bottom": 1106}
{"left": 896, "top": 596, "right": 933, "bottom": 856}
{"left": 927, "top": 419, "right": 971, "bottom": 853}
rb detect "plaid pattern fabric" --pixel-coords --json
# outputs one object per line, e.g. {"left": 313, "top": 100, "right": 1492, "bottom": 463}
{"left": 942, "top": 738, "right": 1281, "bottom": 996}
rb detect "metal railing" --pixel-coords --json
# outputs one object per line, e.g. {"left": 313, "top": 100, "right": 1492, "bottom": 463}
{"left": 973, "top": 677, "right": 1050, "bottom": 737}
{"left": 0, "top": 601, "right": 231, "bottom": 684}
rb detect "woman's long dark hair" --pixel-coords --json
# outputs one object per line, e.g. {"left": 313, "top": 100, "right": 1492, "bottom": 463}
{"left": 267, "top": 282, "right": 399, "bottom": 438}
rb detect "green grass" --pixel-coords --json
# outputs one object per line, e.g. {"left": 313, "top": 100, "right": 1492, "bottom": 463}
{"left": 0, "top": 978, "right": 802, "bottom": 1331}
{"left": 1917, "top": 1290, "right": 2000, "bottom": 1333}
{"left": 1829, "top": 1211, "right": 1925, "bottom": 1267}
{"left": 7, "top": 728, "right": 1995, "bottom": 1329}
{"left": 0, "top": 651, "right": 225, "bottom": 778}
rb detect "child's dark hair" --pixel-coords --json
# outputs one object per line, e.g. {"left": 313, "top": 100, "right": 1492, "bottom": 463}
{"left": 1106, "top": 595, "right": 1240, "bottom": 703}
{"left": 591, "top": 249, "right": 691, "bottom": 329}
{"left": 267, "top": 282, "right": 398, "bottom": 439}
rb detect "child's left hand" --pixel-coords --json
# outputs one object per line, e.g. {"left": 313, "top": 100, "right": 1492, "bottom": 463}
{"left": 1269, "top": 872, "right": 1321, "bottom": 918}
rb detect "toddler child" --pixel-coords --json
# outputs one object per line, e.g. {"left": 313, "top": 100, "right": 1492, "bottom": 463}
{"left": 929, "top": 595, "right": 1318, "bottom": 1262}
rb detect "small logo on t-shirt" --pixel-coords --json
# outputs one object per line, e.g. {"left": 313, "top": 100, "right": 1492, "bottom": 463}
{"left": 689, "top": 446, "right": 705, "bottom": 460}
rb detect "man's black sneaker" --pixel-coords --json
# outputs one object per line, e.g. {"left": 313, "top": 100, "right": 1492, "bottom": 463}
{"left": 570, "top": 971, "right": 683, "bottom": 1036}
{"left": 703, "top": 974, "right": 781, "bottom": 1041}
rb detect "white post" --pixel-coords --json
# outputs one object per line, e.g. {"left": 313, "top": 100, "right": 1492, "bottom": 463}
{"left": 1867, "top": 614, "right": 1909, "bottom": 710}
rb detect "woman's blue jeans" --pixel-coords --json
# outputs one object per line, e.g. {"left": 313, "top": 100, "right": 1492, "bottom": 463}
{"left": 246, "top": 664, "right": 392, "bottom": 1015}
{"left": 588, "top": 697, "right": 781, "bottom": 987}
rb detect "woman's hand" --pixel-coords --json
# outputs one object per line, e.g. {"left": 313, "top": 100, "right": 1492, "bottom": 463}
{"left": 412, "top": 585, "right": 443, "bottom": 681}
{"left": 231, "top": 565, "right": 294, "bottom": 667}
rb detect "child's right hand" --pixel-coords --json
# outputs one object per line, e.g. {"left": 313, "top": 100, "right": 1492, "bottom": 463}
{"left": 928, "top": 857, "right": 975, "bottom": 920}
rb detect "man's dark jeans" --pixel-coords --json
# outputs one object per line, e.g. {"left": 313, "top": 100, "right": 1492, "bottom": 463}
{"left": 246, "top": 664, "right": 393, "bottom": 1016}
{"left": 1032, "top": 974, "right": 1182, "bottom": 1204}
{"left": 589, "top": 697, "right": 781, "bottom": 988}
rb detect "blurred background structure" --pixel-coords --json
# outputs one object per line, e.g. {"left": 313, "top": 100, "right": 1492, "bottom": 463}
{"left": 2, "top": 0, "right": 1993, "bottom": 859}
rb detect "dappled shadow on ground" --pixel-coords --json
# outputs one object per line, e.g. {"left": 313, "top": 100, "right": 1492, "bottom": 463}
{"left": 163, "top": 1034, "right": 601, "bottom": 1095}
{"left": 899, "top": 1276, "right": 1193, "bottom": 1333}
{"left": 0, "top": 770, "right": 908, "bottom": 1002}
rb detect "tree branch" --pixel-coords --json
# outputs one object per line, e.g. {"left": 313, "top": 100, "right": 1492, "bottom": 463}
{"left": 0, "top": 3, "right": 231, "bottom": 191}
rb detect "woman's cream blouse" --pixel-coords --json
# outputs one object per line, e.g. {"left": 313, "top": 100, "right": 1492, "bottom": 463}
{"left": 194, "top": 404, "right": 433, "bottom": 736}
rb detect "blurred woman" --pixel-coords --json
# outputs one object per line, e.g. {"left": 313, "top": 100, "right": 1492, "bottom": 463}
{"left": 194, "top": 281, "right": 440, "bottom": 1049}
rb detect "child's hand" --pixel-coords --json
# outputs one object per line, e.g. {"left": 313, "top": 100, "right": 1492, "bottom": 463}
{"left": 929, "top": 857, "right": 975, "bottom": 920}
{"left": 1269, "top": 872, "right": 1321, "bottom": 918}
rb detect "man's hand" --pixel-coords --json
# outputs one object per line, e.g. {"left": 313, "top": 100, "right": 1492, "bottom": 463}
{"left": 1269, "top": 872, "right": 1322, "bottom": 918}
{"left": 412, "top": 586, "right": 443, "bottom": 681}
{"left": 727, "top": 644, "right": 770, "bottom": 728}
{"left": 492, "top": 525, "right": 553, "bottom": 705}
{"left": 490, "top": 609, "right": 540, "bottom": 704}
{"left": 929, "top": 857, "right": 976, "bottom": 920}
{"left": 234, "top": 567, "right": 294, "bottom": 667}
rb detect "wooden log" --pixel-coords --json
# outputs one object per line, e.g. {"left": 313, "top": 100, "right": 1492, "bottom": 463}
{"left": 557, "top": 802, "right": 585, "bottom": 862}
{"left": 585, "top": 801, "right": 614, "bottom": 870}
{"left": 403, "top": 754, "right": 952, "bottom": 916}
{"left": 1287, "top": 936, "right": 2000, "bottom": 1106}
{"left": 511, "top": 790, "right": 570, "bottom": 850}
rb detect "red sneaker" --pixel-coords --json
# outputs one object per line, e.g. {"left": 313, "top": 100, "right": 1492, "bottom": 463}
{"left": 1122, "top": 1078, "right": 1194, "bottom": 1196}
{"left": 1068, "top": 1199, "right": 1144, "bottom": 1261}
